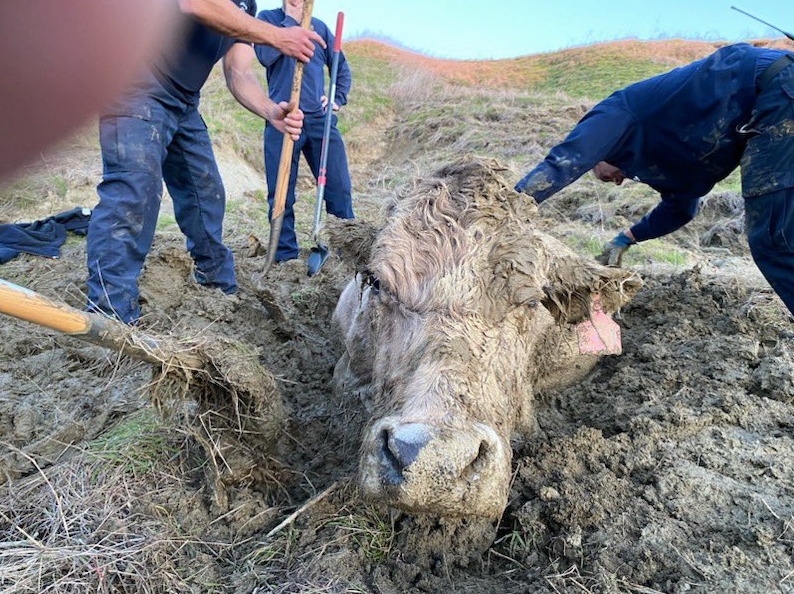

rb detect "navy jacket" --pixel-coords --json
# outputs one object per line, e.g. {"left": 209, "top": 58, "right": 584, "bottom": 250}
{"left": 516, "top": 44, "right": 784, "bottom": 241}
{"left": 255, "top": 9, "right": 351, "bottom": 115}
{"left": 126, "top": 0, "right": 257, "bottom": 106}
{"left": 0, "top": 208, "right": 91, "bottom": 264}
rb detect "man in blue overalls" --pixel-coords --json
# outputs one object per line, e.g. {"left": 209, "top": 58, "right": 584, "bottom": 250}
{"left": 255, "top": 0, "right": 353, "bottom": 263}
{"left": 515, "top": 44, "right": 794, "bottom": 316}
{"left": 86, "top": 0, "right": 325, "bottom": 324}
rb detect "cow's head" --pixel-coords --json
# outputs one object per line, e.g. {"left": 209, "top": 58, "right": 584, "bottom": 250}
{"left": 325, "top": 158, "right": 641, "bottom": 517}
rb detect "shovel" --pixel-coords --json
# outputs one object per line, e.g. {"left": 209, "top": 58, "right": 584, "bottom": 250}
{"left": 0, "top": 278, "right": 285, "bottom": 507}
{"left": 259, "top": 0, "right": 316, "bottom": 281}
{"left": 307, "top": 11, "right": 345, "bottom": 277}
{"left": 0, "top": 279, "right": 199, "bottom": 367}
{"left": 0, "top": 278, "right": 284, "bottom": 442}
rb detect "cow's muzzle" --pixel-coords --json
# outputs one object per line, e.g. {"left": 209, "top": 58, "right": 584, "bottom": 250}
{"left": 359, "top": 418, "right": 511, "bottom": 518}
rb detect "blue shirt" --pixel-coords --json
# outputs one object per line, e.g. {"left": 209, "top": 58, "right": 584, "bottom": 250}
{"left": 143, "top": 0, "right": 257, "bottom": 106}
{"left": 255, "top": 9, "right": 351, "bottom": 115}
{"left": 516, "top": 44, "right": 786, "bottom": 242}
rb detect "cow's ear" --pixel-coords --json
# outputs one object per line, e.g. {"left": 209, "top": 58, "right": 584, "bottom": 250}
{"left": 320, "top": 216, "right": 379, "bottom": 272}
{"left": 539, "top": 236, "right": 642, "bottom": 323}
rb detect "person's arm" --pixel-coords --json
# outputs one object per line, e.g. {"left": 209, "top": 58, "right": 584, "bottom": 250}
{"left": 178, "top": 0, "right": 324, "bottom": 62}
{"left": 223, "top": 43, "right": 303, "bottom": 140}
{"left": 629, "top": 193, "right": 701, "bottom": 242}
{"left": 515, "top": 100, "right": 635, "bottom": 203}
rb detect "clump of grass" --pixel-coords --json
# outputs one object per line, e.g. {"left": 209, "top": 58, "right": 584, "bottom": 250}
{"left": 740, "top": 289, "right": 791, "bottom": 327}
{"left": 493, "top": 529, "right": 535, "bottom": 562}
{"left": 290, "top": 284, "right": 321, "bottom": 312}
{"left": 86, "top": 409, "right": 180, "bottom": 477}
{"left": 325, "top": 505, "right": 396, "bottom": 563}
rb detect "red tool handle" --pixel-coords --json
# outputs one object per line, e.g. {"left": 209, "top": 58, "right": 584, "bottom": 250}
{"left": 334, "top": 12, "right": 344, "bottom": 52}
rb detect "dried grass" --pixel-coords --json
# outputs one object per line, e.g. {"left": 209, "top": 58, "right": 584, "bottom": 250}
{"left": 0, "top": 452, "right": 213, "bottom": 593}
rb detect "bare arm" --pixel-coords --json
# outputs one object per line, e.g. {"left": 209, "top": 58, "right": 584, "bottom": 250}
{"left": 223, "top": 43, "right": 303, "bottom": 140}
{"left": 178, "top": 0, "right": 324, "bottom": 62}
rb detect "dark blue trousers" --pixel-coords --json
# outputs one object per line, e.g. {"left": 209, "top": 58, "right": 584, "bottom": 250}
{"left": 86, "top": 94, "right": 235, "bottom": 323}
{"left": 264, "top": 113, "right": 353, "bottom": 262}
{"left": 742, "top": 64, "right": 794, "bottom": 317}
{"left": 746, "top": 190, "right": 794, "bottom": 315}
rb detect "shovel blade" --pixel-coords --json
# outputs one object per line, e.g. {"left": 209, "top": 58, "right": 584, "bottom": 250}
{"left": 307, "top": 244, "right": 329, "bottom": 277}
{"left": 576, "top": 295, "right": 623, "bottom": 355}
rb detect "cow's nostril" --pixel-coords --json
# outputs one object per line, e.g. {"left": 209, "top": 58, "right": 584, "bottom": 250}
{"left": 471, "top": 441, "right": 489, "bottom": 471}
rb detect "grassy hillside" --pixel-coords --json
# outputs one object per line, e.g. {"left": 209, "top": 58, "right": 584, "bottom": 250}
{"left": 344, "top": 37, "right": 787, "bottom": 99}
{"left": 0, "top": 37, "right": 787, "bottom": 256}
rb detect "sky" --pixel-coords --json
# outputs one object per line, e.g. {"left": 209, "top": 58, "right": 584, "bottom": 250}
{"left": 303, "top": 0, "right": 791, "bottom": 60}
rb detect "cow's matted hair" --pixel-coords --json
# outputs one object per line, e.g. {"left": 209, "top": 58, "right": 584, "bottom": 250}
{"left": 323, "top": 157, "right": 639, "bottom": 322}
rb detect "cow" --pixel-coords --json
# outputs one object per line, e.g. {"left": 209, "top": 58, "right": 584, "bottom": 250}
{"left": 323, "top": 157, "right": 642, "bottom": 518}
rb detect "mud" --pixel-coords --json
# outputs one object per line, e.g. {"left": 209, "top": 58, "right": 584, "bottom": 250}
{"left": 1, "top": 164, "right": 793, "bottom": 591}
{"left": 1, "top": 216, "right": 794, "bottom": 592}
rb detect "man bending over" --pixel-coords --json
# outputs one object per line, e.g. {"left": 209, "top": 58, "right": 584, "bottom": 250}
{"left": 515, "top": 44, "right": 794, "bottom": 315}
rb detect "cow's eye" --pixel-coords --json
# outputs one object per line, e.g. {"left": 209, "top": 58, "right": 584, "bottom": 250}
{"left": 370, "top": 276, "right": 381, "bottom": 296}
{"left": 364, "top": 271, "right": 381, "bottom": 297}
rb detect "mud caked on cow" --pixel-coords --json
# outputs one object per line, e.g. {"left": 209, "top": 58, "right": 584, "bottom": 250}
{"left": 325, "top": 159, "right": 642, "bottom": 518}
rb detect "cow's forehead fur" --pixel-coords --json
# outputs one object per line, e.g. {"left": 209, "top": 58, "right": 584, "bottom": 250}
{"left": 370, "top": 158, "right": 544, "bottom": 315}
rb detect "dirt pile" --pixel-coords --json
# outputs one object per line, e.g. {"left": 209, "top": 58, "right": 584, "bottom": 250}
{"left": 1, "top": 227, "right": 793, "bottom": 593}
{"left": 511, "top": 268, "right": 794, "bottom": 592}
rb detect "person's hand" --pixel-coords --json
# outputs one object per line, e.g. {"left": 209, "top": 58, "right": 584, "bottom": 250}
{"left": 595, "top": 231, "right": 635, "bottom": 267}
{"left": 270, "top": 101, "right": 304, "bottom": 140}
{"left": 320, "top": 95, "right": 340, "bottom": 112}
{"left": 593, "top": 161, "right": 626, "bottom": 186}
{"left": 275, "top": 26, "right": 325, "bottom": 63}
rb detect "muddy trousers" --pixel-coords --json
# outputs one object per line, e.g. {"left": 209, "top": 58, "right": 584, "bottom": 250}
{"left": 264, "top": 113, "right": 353, "bottom": 262}
{"left": 745, "top": 190, "right": 794, "bottom": 316}
{"left": 86, "top": 94, "right": 235, "bottom": 323}
{"left": 742, "top": 62, "right": 794, "bottom": 318}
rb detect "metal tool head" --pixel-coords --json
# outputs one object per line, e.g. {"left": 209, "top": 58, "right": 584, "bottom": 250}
{"left": 307, "top": 243, "right": 330, "bottom": 277}
{"left": 262, "top": 213, "right": 285, "bottom": 278}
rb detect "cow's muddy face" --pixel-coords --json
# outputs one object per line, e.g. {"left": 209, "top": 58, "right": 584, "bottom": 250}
{"left": 360, "top": 419, "right": 510, "bottom": 517}
{"left": 326, "top": 158, "right": 641, "bottom": 518}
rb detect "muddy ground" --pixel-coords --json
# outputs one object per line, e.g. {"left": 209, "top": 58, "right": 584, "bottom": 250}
{"left": 1, "top": 79, "right": 793, "bottom": 592}
{"left": 0, "top": 211, "right": 792, "bottom": 593}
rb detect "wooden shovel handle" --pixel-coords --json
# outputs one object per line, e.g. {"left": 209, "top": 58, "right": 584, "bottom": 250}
{"left": 0, "top": 279, "right": 91, "bottom": 335}
{"left": 0, "top": 279, "right": 202, "bottom": 368}
{"left": 271, "top": 0, "right": 315, "bottom": 221}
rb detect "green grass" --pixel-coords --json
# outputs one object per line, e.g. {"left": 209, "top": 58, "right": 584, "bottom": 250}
{"left": 87, "top": 410, "right": 180, "bottom": 477}
{"left": 625, "top": 238, "right": 688, "bottom": 266}
{"left": 534, "top": 53, "right": 669, "bottom": 100}
{"left": 325, "top": 507, "right": 396, "bottom": 563}
{"left": 493, "top": 529, "right": 534, "bottom": 562}
{"left": 156, "top": 213, "right": 178, "bottom": 231}
{"left": 713, "top": 169, "right": 742, "bottom": 193}
{"left": 562, "top": 234, "right": 606, "bottom": 258}
{"left": 562, "top": 232, "right": 689, "bottom": 267}
{"left": 343, "top": 54, "right": 396, "bottom": 125}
